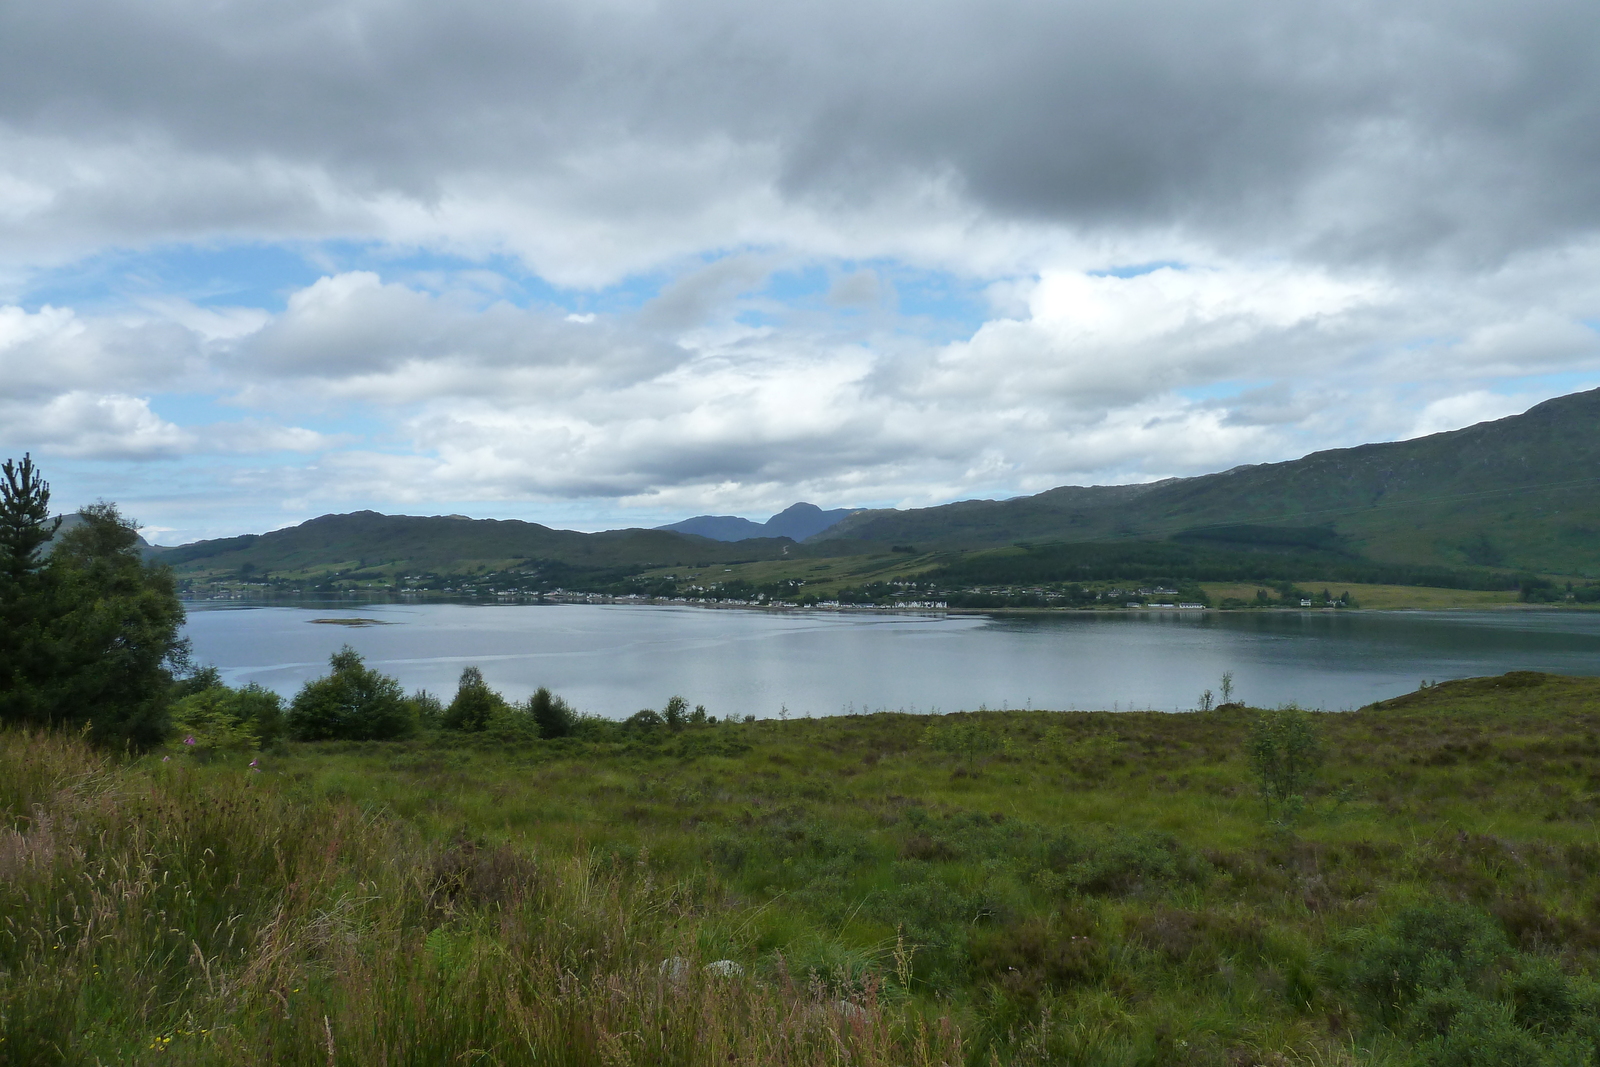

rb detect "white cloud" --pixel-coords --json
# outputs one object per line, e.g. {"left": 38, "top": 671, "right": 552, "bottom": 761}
{"left": 0, "top": 392, "right": 191, "bottom": 460}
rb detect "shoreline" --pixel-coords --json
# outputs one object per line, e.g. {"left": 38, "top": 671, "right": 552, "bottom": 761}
{"left": 181, "top": 593, "right": 1596, "bottom": 615}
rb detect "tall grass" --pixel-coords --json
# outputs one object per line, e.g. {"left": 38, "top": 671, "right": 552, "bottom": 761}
{"left": 12, "top": 671, "right": 1600, "bottom": 1065}
{"left": 0, "top": 727, "right": 962, "bottom": 1066}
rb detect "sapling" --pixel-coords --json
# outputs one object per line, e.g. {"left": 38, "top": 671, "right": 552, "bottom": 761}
{"left": 1246, "top": 704, "right": 1323, "bottom": 821}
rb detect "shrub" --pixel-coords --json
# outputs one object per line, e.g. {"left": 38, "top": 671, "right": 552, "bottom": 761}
{"left": 1247, "top": 704, "right": 1323, "bottom": 817}
{"left": 409, "top": 689, "right": 445, "bottom": 728}
{"left": 169, "top": 682, "right": 285, "bottom": 752}
{"left": 443, "top": 666, "right": 506, "bottom": 732}
{"left": 1351, "top": 901, "right": 1509, "bottom": 1025}
{"left": 1051, "top": 829, "right": 1206, "bottom": 896}
{"left": 528, "top": 686, "right": 574, "bottom": 738}
{"left": 921, "top": 716, "right": 1003, "bottom": 756}
{"left": 287, "top": 645, "right": 415, "bottom": 741}
{"left": 485, "top": 703, "right": 541, "bottom": 744}
{"left": 1412, "top": 994, "right": 1550, "bottom": 1067}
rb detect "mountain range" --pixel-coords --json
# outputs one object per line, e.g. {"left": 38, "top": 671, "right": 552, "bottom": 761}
{"left": 656, "top": 502, "right": 861, "bottom": 542}
{"left": 144, "top": 386, "right": 1600, "bottom": 581}
{"left": 814, "top": 387, "right": 1600, "bottom": 576}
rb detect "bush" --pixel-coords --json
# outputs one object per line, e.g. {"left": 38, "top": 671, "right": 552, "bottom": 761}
{"left": 408, "top": 689, "right": 445, "bottom": 728}
{"left": 443, "top": 666, "right": 505, "bottom": 732}
{"left": 1352, "top": 901, "right": 1509, "bottom": 1025}
{"left": 1246, "top": 704, "right": 1323, "bottom": 817}
{"left": 1049, "top": 829, "right": 1207, "bottom": 896}
{"left": 484, "top": 703, "right": 541, "bottom": 744}
{"left": 287, "top": 645, "right": 415, "bottom": 741}
{"left": 921, "top": 715, "right": 1003, "bottom": 756}
{"left": 528, "top": 686, "right": 574, "bottom": 738}
{"left": 169, "top": 682, "right": 285, "bottom": 752}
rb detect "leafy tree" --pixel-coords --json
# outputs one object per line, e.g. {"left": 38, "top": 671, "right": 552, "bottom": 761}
{"left": 527, "top": 686, "right": 574, "bottom": 738}
{"left": 46, "top": 503, "right": 190, "bottom": 748}
{"left": 442, "top": 666, "right": 505, "bottom": 732}
{"left": 1246, "top": 705, "right": 1323, "bottom": 819}
{"left": 171, "top": 681, "right": 286, "bottom": 751}
{"left": 408, "top": 689, "right": 445, "bottom": 729}
{"left": 1, "top": 470, "right": 188, "bottom": 749}
{"left": 663, "top": 695, "right": 689, "bottom": 731}
{"left": 287, "top": 646, "right": 414, "bottom": 741}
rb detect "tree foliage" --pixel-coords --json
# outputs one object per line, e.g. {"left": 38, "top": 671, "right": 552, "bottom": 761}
{"left": 1246, "top": 705, "right": 1324, "bottom": 818}
{"left": 0, "top": 458, "right": 188, "bottom": 750}
{"left": 442, "top": 665, "right": 506, "bottom": 732}
{"left": 527, "top": 686, "right": 574, "bottom": 739}
{"left": 170, "top": 681, "right": 286, "bottom": 752}
{"left": 287, "top": 646, "right": 414, "bottom": 741}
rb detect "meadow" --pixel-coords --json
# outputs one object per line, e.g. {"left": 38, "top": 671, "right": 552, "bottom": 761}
{"left": 8, "top": 672, "right": 1600, "bottom": 1065}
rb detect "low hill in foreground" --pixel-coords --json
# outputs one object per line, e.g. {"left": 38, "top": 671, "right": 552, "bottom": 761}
{"left": 817, "top": 387, "right": 1600, "bottom": 576}
{"left": 8, "top": 671, "right": 1600, "bottom": 1063}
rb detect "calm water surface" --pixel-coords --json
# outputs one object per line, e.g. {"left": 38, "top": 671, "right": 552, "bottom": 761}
{"left": 181, "top": 603, "right": 1600, "bottom": 719}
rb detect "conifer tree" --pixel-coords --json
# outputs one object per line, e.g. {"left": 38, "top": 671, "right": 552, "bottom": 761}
{"left": 0, "top": 458, "right": 188, "bottom": 749}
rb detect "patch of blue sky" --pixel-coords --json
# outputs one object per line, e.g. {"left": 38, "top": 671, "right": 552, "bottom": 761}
{"left": 1487, "top": 369, "right": 1600, "bottom": 397}
{"left": 17, "top": 237, "right": 632, "bottom": 317}
{"left": 1089, "top": 260, "right": 1188, "bottom": 279}
{"left": 20, "top": 241, "right": 325, "bottom": 314}
{"left": 19, "top": 237, "right": 1000, "bottom": 346}
{"left": 145, "top": 392, "right": 387, "bottom": 444}
{"left": 1175, "top": 379, "right": 1274, "bottom": 403}
{"left": 758, "top": 258, "right": 992, "bottom": 341}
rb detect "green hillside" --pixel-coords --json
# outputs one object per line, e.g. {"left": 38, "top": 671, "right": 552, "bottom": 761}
{"left": 816, "top": 388, "right": 1600, "bottom": 576}
{"left": 161, "top": 388, "right": 1600, "bottom": 590}
{"left": 163, "top": 510, "right": 795, "bottom": 581}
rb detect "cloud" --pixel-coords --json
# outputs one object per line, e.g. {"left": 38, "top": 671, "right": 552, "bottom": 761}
{"left": 3, "top": 0, "right": 1600, "bottom": 282}
{"left": 0, "top": 392, "right": 191, "bottom": 460}
{"left": 6, "top": 1, "right": 1600, "bottom": 541}
{"left": 0, "top": 303, "right": 202, "bottom": 399}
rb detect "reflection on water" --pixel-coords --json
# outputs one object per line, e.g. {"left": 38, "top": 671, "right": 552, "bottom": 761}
{"left": 182, "top": 602, "right": 1600, "bottom": 720}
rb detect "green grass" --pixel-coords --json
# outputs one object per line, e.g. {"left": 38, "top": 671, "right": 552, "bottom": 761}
{"left": 10, "top": 672, "right": 1600, "bottom": 1063}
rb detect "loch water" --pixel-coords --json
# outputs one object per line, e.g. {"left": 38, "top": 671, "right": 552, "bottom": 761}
{"left": 180, "top": 602, "right": 1600, "bottom": 719}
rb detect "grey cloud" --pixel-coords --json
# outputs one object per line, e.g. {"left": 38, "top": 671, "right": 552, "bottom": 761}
{"left": 2, "top": 1, "right": 1599, "bottom": 270}
{"left": 638, "top": 254, "right": 778, "bottom": 330}
{"left": 237, "top": 272, "right": 679, "bottom": 393}
{"left": 827, "top": 270, "right": 884, "bottom": 307}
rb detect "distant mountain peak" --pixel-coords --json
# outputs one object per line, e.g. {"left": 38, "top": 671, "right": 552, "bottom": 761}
{"left": 656, "top": 502, "right": 862, "bottom": 542}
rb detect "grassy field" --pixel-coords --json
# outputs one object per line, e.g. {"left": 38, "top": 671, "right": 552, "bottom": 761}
{"left": 9, "top": 673, "right": 1600, "bottom": 1064}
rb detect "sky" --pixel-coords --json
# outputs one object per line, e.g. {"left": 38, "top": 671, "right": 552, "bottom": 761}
{"left": 3, "top": 0, "right": 1599, "bottom": 545}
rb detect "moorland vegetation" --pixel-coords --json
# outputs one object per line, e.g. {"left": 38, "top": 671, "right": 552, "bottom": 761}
{"left": 9, "top": 666, "right": 1600, "bottom": 1065}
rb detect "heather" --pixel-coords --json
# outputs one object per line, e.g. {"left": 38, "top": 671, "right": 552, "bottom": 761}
{"left": 8, "top": 671, "right": 1600, "bottom": 1064}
